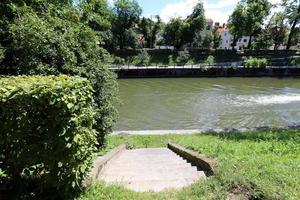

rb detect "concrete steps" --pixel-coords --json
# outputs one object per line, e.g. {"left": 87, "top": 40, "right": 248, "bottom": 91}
{"left": 98, "top": 148, "right": 206, "bottom": 192}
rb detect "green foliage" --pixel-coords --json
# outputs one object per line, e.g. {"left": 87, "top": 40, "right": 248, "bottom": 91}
{"left": 138, "top": 16, "right": 162, "bottom": 48}
{"left": 202, "top": 32, "right": 213, "bottom": 49}
{"left": 163, "top": 18, "right": 187, "bottom": 49}
{"left": 183, "top": 2, "right": 206, "bottom": 45}
{"left": 176, "top": 49, "right": 190, "bottom": 64}
{"left": 266, "top": 12, "right": 288, "bottom": 50}
{"left": 212, "top": 27, "right": 221, "bottom": 49}
{"left": 111, "top": 0, "right": 142, "bottom": 49}
{"left": 163, "top": 2, "right": 206, "bottom": 49}
{"left": 113, "top": 56, "right": 126, "bottom": 65}
{"left": 243, "top": 0, "right": 272, "bottom": 48}
{"left": 228, "top": 4, "right": 247, "bottom": 49}
{"left": 0, "top": 76, "right": 97, "bottom": 199}
{"left": 205, "top": 55, "right": 215, "bottom": 65}
{"left": 283, "top": 0, "right": 300, "bottom": 49}
{"left": 253, "top": 30, "right": 273, "bottom": 50}
{"left": 229, "top": 0, "right": 271, "bottom": 49}
{"left": 245, "top": 57, "right": 268, "bottom": 68}
{"left": 79, "top": 0, "right": 112, "bottom": 43}
{"left": 168, "top": 55, "right": 175, "bottom": 65}
{"left": 0, "top": 45, "right": 4, "bottom": 63}
{"left": 134, "top": 50, "right": 151, "bottom": 66}
{"left": 0, "top": 1, "right": 118, "bottom": 143}
{"left": 290, "top": 57, "right": 300, "bottom": 65}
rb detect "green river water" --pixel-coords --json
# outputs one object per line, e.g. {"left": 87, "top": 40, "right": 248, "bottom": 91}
{"left": 115, "top": 78, "right": 300, "bottom": 131}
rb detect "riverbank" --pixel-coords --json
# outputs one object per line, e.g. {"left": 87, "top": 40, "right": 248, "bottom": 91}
{"left": 113, "top": 66, "right": 300, "bottom": 78}
{"left": 78, "top": 129, "right": 300, "bottom": 200}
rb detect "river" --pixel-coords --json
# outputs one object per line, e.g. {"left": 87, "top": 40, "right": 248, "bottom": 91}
{"left": 115, "top": 78, "right": 300, "bottom": 131}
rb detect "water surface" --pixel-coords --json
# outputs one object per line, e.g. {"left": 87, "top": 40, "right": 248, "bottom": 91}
{"left": 115, "top": 78, "right": 300, "bottom": 131}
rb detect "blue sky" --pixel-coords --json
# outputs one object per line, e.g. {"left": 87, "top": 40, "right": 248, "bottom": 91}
{"left": 108, "top": 0, "right": 281, "bottom": 24}
{"left": 133, "top": 0, "right": 239, "bottom": 23}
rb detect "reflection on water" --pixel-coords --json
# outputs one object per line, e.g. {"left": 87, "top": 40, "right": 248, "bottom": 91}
{"left": 238, "top": 94, "right": 300, "bottom": 105}
{"left": 115, "top": 78, "right": 300, "bottom": 131}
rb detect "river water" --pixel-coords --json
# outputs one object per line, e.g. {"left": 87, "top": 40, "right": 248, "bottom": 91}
{"left": 115, "top": 78, "right": 300, "bottom": 131}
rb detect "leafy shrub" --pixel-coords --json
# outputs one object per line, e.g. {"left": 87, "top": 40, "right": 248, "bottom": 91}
{"left": 245, "top": 57, "right": 268, "bottom": 68}
{"left": 112, "top": 56, "right": 126, "bottom": 65}
{"left": 0, "top": 46, "right": 4, "bottom": 63}
{"left": 0, "top": 5, "right": 118, "bottom": 144}
{"left": 168, "top": 55, "right": 175, "bottom": 65}
{"left": 0, "top": 76, "right": 97, "bottom": 199}
{"left": 134, "top": 50, "right": 151, "bottom": 66}
{"left": 290, "top": 57, "right": 300, "bottom": 66}
{"left": 205, "top": 55, "right": 215, "bottom": 65}
{"left": 176, "top": 49, "right": 190, "bottom": 64}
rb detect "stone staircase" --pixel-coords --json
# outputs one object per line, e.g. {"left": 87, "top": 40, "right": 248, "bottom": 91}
{"left": 98, "top": 148, "right": 206, "bottom": 192}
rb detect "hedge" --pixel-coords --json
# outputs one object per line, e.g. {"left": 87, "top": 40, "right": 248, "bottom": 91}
{"left": 0, "top": 76, "right": 97, "bottom": 199}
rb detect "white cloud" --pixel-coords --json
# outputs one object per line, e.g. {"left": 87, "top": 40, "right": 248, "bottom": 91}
{"left": 160, "top": 0, "right": 238, "bottom": 24}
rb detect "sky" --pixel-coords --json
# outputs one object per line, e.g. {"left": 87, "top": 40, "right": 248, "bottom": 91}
{"left": 109, "top": 0, "right": 282, "bottom": 24}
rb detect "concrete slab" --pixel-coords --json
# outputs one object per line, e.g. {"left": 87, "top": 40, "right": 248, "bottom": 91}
{"left": 98, "top": 148, "right": 206, "bottom": 192}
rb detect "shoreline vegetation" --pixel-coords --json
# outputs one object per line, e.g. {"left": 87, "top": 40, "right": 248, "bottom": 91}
{"left": 79, "top": 128, "right": 300, "bottom": 200}
{"left": 110, "top": 49, "right": 300, "bottom": 67}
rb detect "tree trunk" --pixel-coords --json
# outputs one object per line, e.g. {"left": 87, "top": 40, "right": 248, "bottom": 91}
{"left": 287, "top": 4, "right": 300, "bottom": 50}
{"left": 247, "top": 35, "right": 253, "bottom": 49}
{"left": 231, "top": 34, "right": 237, "bottom": 50}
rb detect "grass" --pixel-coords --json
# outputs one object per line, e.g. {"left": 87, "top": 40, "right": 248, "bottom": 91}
{"left": 78, "top": 129, "right": 300, "bottom": 200}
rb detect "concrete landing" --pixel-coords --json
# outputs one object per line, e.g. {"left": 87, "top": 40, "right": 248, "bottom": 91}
{"left": 98, "top": 148, "right": 206, "bottom": 192}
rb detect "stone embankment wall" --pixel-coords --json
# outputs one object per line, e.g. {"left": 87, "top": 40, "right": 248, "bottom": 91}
{"left": 114, "top": 67, "right": 300, "bottom": 78}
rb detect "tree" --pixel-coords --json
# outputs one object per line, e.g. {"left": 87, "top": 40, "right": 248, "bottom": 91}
{"left": 138, "top": 15, "right": 162, "bottom": 48}
{"left": 111, "top": 0, "right": 142, "bottom": 49}
{"left": 228, "top": 4, "right": 246, "bottom": 50}
{"left": 212, "top": 27, "right": 221, "bottom": 49}
{"left": 150, "top": 16, "right": 162, "bottom": 48}
{"left": 202, "top": 32, "right": 213, "bottom": 49}
{"left": 283, "top": 0, "right": 300, "bottom": 50}
{"left": 162, "top": 1, "right": 206, "bottom": 49}
{"left": 267, "top": 12, "right": 288, "bottom": 50}
{"left": 253, "top": 30, "right": 273, "bottom": 50}
{"left": 243, "top": 0, "right": 272, "bottom": 48}
{"left": 80, "top": 0, "right": 112, "bottom": 43}
{"left": 163, "top": 17, "right": 187, "bottom": 49}
{"left": 183, "top": 2, "right": 206, "bottom": 45}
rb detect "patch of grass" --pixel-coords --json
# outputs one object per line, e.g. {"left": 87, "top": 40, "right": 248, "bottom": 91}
{"left": 79, "top": 129, "right": 300, "bottom": 200}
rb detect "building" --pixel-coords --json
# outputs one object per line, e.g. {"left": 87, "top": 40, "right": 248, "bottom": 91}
{"left": 236, "top": 36, "right": 251, "bottom": 50}
{"left": 216, "top": 24, "right": 232, "bottom": 50}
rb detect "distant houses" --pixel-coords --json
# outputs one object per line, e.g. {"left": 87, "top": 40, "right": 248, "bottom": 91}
{"left": 211, "top": 19, "right": 251, "bottom": 50}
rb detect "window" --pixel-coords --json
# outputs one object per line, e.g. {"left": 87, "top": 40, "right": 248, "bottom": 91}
{"left": 243, "top": 39, "right": 247, "bottom": 43}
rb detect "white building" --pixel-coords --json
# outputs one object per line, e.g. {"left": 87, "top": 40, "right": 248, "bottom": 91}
{"left": 236, "top": 36, "right": 251, "bottom": 50}
{"left": 218, "top": 27, "right": 232, "bottom": 49}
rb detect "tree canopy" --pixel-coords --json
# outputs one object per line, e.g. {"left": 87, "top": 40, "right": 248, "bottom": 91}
{"left": 283, "top": 0, "right": 300, "bottom": 49}
{"left": 111, "top": 0, "right": 142, "bottom": 49}
{"left": 162, "top": 1, "right": 206, "bottom": 49}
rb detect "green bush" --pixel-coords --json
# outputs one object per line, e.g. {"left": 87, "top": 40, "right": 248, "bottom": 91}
{"left": 205, "top": 55, "right": 215, "bottom": 65}
{"left": 0, "top": 46, "right": 4, "bottom": 63}
{"left": 176, "top": 49, "right": 190, "bottom": 64}
{"left": 0, "top": 3, "right": 118, "bottom": 145}
{"left": 290, "top": 57, "right": 300, "bottom": 66}
{"left": 244, "top": 57, "right": 268, "bottom": 68}
{"left": 134, "top": 50, "right": 151, "bottom": 66}
{"left": 112, "top": 56, "right": 126, "bottom": 65}
{"left": 0, "top": 76, "right": 97, "bottom": 199}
